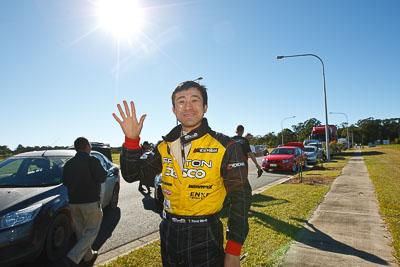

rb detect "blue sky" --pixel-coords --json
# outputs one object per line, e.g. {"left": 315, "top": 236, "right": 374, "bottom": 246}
{"left": 1, "top": 0, "right": 399, "bottom": 150}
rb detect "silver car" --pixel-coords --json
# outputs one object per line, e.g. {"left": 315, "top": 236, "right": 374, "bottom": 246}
{"left": 0, "top": 150, "right": 120, "bottom": 265}
{"left": 304, "top": 145, "right": 323, "bottom": 165}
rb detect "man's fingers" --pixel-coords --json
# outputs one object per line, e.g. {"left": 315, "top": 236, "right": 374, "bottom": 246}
{"left": 123, "top": 100, "right": 131, "bottom": 118}
{"left": 117, "top": 104, "right": 126, "bottom": 120}
{"left": 139, "top": 114, "right": 147, "bottom": 126}
{"left": 130, "top": 101, "right": 137, "bottom": 120}
{"left": 112, "top": 113, "right": 122, "bottom": 124}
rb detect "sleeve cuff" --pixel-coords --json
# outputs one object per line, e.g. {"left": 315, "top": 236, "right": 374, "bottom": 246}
{"left": 225, "top": 239, "right": 242, "bottom": 256}
{"left": 123, "top": 136, "right": 140, "bottom": 150}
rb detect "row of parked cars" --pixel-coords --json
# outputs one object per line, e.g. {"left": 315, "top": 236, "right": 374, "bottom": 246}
{"left": 260, "top": 139, "right": 325, "bottom": 173}
{"left": 0, "top": 143, "right": 120, "bottom": 266}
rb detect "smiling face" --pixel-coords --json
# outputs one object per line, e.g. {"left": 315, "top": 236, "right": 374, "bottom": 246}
{"left": 172, "top": 87, "right": 208, "bottom": 132}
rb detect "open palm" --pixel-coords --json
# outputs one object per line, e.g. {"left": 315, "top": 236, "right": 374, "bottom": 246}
{"left": 112, "top": 100, "right": 146, "bottom": 139}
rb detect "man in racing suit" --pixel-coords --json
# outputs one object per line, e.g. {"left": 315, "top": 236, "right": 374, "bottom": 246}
{"left": 113, "top": 81, "right": 252, "bottom": 266}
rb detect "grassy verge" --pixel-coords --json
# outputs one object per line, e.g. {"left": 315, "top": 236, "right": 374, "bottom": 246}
{"left": 101, "top": 151, "right": 352, "bottom": 267}
{"left": 362, "top": 144, "right": 400, "bottom": 262}
{"left": 112, "top": 153, "right": 120, "bottom": 166}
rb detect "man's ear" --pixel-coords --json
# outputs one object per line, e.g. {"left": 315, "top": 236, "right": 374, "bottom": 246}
{"left": 203, "top": 104, "right": 208, "bottom": 113}
{"left": 172, "top": 106, "right": 176, "bottom": 115}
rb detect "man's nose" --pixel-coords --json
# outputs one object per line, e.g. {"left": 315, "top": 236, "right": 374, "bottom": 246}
{"left": 183, "top": 101, "right": 193, "bottom": 109}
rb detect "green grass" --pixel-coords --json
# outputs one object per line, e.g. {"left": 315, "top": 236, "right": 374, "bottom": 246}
{"left": 100, "top": 152, "right": 354, "bottom": 266}
{"left": 362, "top": 144, "right": 400, "bottom": 262}
{"left": 112, "top": 153, "right": 120, "bottom": 166}
{"left": 294, "top": 151, "right": 352, "bottom": 182}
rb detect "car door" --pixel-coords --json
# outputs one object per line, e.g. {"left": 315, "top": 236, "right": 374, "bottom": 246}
{"left": 92, "top": 152, "right": 115, "bottom": 208}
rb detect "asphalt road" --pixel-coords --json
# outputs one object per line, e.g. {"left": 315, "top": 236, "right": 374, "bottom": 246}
{"left": 21, "top": 157, "right": 290, "bottom": 266}
{"left": 93, "top": 157, "right": 290, "bottom": 255}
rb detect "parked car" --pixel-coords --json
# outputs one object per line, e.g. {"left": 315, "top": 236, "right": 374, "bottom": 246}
{"left": 139, "top": 151, "right": 163, "bottom": 206}
{"left": 0, "top": 149, "right": 120, "bottom": 266}
{"left": 303, "top": 145, "right": 323, "bottom": 165}
{"left": 90, "top": 141, "right": 112, "bottom": 161}
{"left": 154, "top": 173, "right": 164, "bottom": 206}
{"left": 261, "top": 145, "right": 307, "bottom": 173}
{"left": 250, "top": 145, "right": 256, "bottom": 155}
{"left": 255, "top": 145, "right": 269, "bottom": 157}
{"left": 303, "top": 139, "right": 326, "bottom": 161}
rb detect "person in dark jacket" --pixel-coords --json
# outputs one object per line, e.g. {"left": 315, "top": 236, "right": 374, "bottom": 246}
{"left": 113, "top": 81, "right": 252, "bottom": 266}
{"left": 232, "top": 125, "right": 262, "bottom": 171}
{"left": 61, "top": 137, "right": 107, "bottom": 267}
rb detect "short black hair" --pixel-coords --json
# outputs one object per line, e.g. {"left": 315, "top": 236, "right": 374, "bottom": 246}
{"left": 236, "top": 125, "right": 244, "bottom": 132}
{"left": 74, "top": 137, "right": 90, "bottom": 152}
{"left": 171, "top": 81, "right": 207, "bottom": 108}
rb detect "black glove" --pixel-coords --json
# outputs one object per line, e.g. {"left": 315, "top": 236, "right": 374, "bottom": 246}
{"left": 257, "top": 168, "right": 263, "bottom": 178}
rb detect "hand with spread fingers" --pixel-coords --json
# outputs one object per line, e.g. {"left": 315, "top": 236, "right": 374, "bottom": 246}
{"left": 112, "top": 100, "right": 146, "bottom": 139}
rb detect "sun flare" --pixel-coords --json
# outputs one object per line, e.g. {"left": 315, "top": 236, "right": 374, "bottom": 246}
{"left": 96, "top": 0, "right": 144, "bottom": 41}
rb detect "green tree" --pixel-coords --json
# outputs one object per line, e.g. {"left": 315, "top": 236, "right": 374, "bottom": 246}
{"left": 291, "top": 118, "right": 321, "bottom": 142}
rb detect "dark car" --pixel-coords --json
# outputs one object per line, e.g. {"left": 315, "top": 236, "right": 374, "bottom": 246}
{"left": 0, "top": 150, "right": 120, "bottom": 266}
{"left": 154, "top": 173, "right": 164, "bottom": 206}
{"left": 139, "top": 151, "right": 163, "bottom": 206}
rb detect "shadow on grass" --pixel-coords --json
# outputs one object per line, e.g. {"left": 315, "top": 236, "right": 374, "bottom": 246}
{"left": 361, "top": 151, "right": 384, "bottom": 156}
{"left": 218, "top": 194, "right": 289, "bottom": 219}
{"left": 247, "top": 208, "right": 389, "bottom": 265}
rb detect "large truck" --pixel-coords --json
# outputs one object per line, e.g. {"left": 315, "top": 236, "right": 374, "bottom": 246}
{"left": 310, "top": 125, "right": 337, "bottom": 143}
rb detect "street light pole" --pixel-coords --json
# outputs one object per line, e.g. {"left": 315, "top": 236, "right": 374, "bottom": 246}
{"left": 330, "top": 112, "right": 350, "bottom": 149}
{"left": 193, "top": 77, "right": 203, "bottom": 82}
{"left": 281, "top": 116, "right": 296, "bottom": 145}
{"left": 276, "top": 54, "right": 331, "bottom": 161}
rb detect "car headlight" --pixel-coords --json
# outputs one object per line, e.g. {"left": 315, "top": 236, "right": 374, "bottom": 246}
{"left": 262, "top": 158, "right": 268, "bottom": 163}
{"left": 282, "top": 159, "right": 291, "bottom": 163}
{"left": 0, "top": 203, "right": 42, "bottom": 230}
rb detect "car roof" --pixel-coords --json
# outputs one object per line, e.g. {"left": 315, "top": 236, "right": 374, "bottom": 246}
{"left": 304, "top": 145, "right": 317, "bottom": 149}
{"left": 12, "top": 149, "right": 77, "bottom": 158}
{"left": 274, "top": 146, "right": 296, "bottom": 149}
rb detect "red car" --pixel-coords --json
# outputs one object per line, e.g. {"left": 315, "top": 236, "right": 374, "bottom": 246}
{"left": 261, "top": 145, "right": 307, "bottom": 172}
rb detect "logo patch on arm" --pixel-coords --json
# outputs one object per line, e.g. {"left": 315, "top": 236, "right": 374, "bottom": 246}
{"left": 226, "top": 162, "right": 246, "bottom": 170}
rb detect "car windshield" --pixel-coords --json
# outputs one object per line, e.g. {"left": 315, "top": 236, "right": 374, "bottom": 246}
{"left": 304, "top": 147, "right": 316, "bottom": 152}
{"left": 0, "top": 156, "right": 71, "bottom": 187}
{"left": 270, "top": 148, "right": 294, "bottom": 155}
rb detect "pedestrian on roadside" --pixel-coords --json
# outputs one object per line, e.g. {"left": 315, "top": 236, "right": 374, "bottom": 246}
{"left": 232, "top": 125, "right": 262, "bottom": 174}
{"left": 113, "top": 80, "right": 252, "bottom": 266}
{"left": 61, "top": 137, "right": 107, "bottom": 267}
{"left": 138, "top": 141, "right": 152, "bottom": 194}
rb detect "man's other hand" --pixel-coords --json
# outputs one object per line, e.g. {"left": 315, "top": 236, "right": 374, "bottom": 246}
{"left": 224, "top": 253, "right": 240, "bottom": 267}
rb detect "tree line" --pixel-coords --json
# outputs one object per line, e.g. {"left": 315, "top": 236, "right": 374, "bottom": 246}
{"left": 246, "top": 117, "right": 400, "bottom": 148}
{"left": 1, "top": 117, "right": 399, "bottom": 159}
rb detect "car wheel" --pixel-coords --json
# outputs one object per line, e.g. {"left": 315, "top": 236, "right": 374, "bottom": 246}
{"left": 108, "top": 183, "right": 119, "bottom": 210}
{"left": 44, "top": 213, "right": 72, "bottom": 262}
{"left": 292, "top": 162, "right": 297, "bottom": 173}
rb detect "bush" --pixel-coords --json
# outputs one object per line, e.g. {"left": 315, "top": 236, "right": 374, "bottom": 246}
{"left": 329, "top": 141, "right": 345, "bottom": 156}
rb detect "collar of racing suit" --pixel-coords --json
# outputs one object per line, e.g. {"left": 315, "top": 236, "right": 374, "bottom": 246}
{"left": 162, "top": 118, "right": 211, "bottom": 145}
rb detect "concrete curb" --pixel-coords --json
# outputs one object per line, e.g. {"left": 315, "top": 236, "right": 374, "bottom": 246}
{"left": 95, "top": 175, "right": 294, "bottom": 266}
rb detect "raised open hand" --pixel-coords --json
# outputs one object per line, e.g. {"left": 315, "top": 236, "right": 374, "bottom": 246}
{"left": 112, "top": 100, "right": 146, "bottom": 139}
